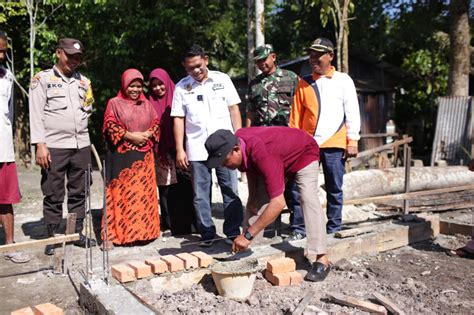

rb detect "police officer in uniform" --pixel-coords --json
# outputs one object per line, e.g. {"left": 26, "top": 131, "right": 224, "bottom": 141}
{"left": 29, "top": 38, "right": 96, "bottom": 255}
{"left": 246, "top": 44, "right": 306, "bottom": 240}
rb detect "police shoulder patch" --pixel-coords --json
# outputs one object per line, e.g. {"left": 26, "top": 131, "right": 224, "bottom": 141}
{"left": 30, "top": 75, "right": 41, "bottom": 90}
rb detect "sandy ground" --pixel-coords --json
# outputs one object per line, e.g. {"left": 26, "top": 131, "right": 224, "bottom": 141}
{"left": 0, "top": 166, "right": 473, "bottom": 314}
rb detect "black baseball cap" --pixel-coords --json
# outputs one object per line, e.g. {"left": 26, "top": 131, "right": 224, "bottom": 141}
{"left": 205, "top": 129, "right": 238, "bottom": 168}
{"left": 57, "top": 38, "right": 83, "bottom": 54}
{"left": 308, "top": 37, "right": 334, "bottom": 53}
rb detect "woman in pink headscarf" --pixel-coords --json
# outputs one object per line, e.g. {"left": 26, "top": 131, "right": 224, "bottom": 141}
{"left": 148, "top": 68, "right": 196, "bottom": 235}
{"left": 101, "top": 69, "right": 161, "bottom": 250}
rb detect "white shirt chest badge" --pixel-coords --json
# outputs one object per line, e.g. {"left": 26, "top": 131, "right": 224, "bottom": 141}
{"left": 212, "top": 83, "right": 224, "bottom": 91}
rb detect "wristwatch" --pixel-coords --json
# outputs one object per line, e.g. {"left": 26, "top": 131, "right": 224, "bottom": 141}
{"left": 243, "top": 230, "right": 254, "bottom": 241}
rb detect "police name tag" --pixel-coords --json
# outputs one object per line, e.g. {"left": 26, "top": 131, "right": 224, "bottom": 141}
{"left": 212, "top": 83, "right": 224, "bottom": 91}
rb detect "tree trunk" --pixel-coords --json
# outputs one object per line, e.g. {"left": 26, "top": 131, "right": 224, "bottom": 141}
{"left": 255, "top": 0, "right": 265, "bottom": 75}
{"left": 448, "top": 0, "right": 470, "bottom": 96}
{"left": 247, "top": 0, "right": 256, "bottom": 83}
{"left": 27, "top": 0, "right": 36, "bottom": 163}
{"left": 255, "top": 0, "right": 264, "bottom": 47}
{"left": 340, "top": 0, "right": 350, "bottom": 73}
{"left": 342, "top": 18, "right": 349, "bottom": 73}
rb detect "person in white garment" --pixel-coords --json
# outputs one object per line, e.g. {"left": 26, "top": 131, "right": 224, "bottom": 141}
{"left": 0, "top": 31, "right": 30, "bottom": 263}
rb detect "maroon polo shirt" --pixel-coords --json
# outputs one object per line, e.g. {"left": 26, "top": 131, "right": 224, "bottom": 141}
{"left": 237, "top": 126, "right": 319, "bottom": 199}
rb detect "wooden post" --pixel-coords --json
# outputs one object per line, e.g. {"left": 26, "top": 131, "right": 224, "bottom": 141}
{"left": 63, "top": 213, "right": 77, "bottom": 274}
{"left": 403, "top": 145, "right": 412, "bottom": 216}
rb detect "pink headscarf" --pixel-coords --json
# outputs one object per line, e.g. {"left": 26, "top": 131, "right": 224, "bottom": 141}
{"left": 148, "top": 68, "right": 175, "bottom": 157}
{"left": 103, "top": 69, "right": 159, "bottom": 152}
{"left": 117, "top": 68, "right": 147, "bottom": 100}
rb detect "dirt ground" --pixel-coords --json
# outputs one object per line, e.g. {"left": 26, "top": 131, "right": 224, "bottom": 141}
{"left": 130, "top": 235, "right": 474, "bottom": 314}
{"left": 0, "top": 166, "right": 473, "bottom": 314}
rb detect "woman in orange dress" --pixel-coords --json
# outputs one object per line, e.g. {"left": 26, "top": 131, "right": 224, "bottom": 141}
{"left": 101, "top": 69, "right": 160, "bottom": 250}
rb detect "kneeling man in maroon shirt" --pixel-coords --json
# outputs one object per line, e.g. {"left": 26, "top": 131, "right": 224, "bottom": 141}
{"left": 205, "top": 127, "right": 330, "bottom": 282}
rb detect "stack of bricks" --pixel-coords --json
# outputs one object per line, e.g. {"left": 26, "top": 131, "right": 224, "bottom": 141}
{"left": 264, "top": 257, "right": 303, "bottom": 286}
{"left": 11, "top": 303, "right": 63, "bottom": 315}
{"left": 111, "top": 251, "right": 213, "bottom": 283}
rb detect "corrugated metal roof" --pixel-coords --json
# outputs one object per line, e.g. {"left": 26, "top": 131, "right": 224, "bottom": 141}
{"left": 431, "top": 96, "right": 473, "bottom": 165}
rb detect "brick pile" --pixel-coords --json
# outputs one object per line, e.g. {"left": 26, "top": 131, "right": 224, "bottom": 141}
{"left": 264, "top": 257, "right": 303, "bottom": 286}
{"left": 111, "top": 251, "right": 213, "bottom": 283}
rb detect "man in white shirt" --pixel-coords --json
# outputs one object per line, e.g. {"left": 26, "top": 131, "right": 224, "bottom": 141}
{"left": 290, "top": 37, "right": 361, "bottom": 234}
{"left": 0, "top": 31, "right": 30, "bottom": 263}
{"left": 171, "top": 44, "right": 243, "bottom": 246}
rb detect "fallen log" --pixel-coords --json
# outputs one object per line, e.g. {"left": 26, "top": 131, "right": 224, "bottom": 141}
{"left": 343, "top": 184, "right": 474, "bottom": 206}
{"left": 326, "top": 292, "right": 387, "bottom": 314}
{"left": 342, "top": 167, "right": 474, "bottom": 201}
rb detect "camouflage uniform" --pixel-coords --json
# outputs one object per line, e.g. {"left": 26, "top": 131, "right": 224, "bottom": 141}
{"left": 247, "top": 67, "right": 298, "bottom": 126}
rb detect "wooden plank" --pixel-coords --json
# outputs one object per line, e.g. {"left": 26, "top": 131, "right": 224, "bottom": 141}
{"left": 0, "top": 234, "right": 80, "bottom": 253}
{"left": 410, "top": 202, "right": 474, "bottom": 213}
{"left": 328, "top": 214, "right": 439, "bottom": 262}
{"left": 63, "top": 213, "right": 77, "bottom": 274}
{"left": 403, "top": 145, "right": 411, "bottom": 214}
{"left": 292, "top": 288, "right": 316, "bottom": 315}
{"left": 360, "top": 133, "right": 399, "bottom": 138}
{"left": 354, "top": 137, "right": 413, "bottom": 160}
{"left": 335, "top": 223, "right": 390, "bottom": 238}
{"left": 373, "top": 293, "right": 405, "bottom": 315}
{"left": 326, "top": 292, "right": 387, "bottom": 314}
{"left": 440, "top": 219, "right": 474, "bottom": 236}
{"left": 344, "top": 184, "right": 474, "bottom": 205}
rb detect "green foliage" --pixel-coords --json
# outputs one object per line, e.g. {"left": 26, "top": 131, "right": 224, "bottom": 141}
{"left": 0, "top": 0, "right": 469, "bottom": 161}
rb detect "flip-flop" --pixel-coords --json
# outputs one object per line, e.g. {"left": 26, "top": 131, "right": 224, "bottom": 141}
{"left": 447, "top": 247, "right": 474, "bottom": 259}
{"left": 4, "top": 251, "right": 31, "bottom": 264}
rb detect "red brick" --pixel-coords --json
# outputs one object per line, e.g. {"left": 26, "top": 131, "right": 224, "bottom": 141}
{"left": 289, "top": 271, "right": 303, "bottom": 285}
{"left": 145, "top": 258, "right": 168, "bottom": 274}
{"left": 266, "top": 257, "right": 296, "bottom": 274}
{"left": 175, "top": 253, "right": 199, "bottom": 269}
{"left": 190, "top": 251, "right": 213, "bottom": 268}
{"left": 127, "top": 261, "right": 153, "bottom": 278}
{"left": 32, "top": 303, "right": 63, "bottom": 315}
{"left": 111, "top": 264, "right": 137, "bottom": 283}
{"left": 11, "top": 307, "right": 34, "bottom": 315}
{"left": 160, "top": 255, "right": 184, "bottom": 272}
{"left": 264, "top": 270, "right": 291, "bottom": 286}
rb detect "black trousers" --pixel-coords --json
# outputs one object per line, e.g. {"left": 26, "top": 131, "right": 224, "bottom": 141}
{"left": 41, "top": 146, "right": 91, "bottom": 225}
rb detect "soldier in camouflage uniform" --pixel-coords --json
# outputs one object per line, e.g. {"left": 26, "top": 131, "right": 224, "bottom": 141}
{"left": 246, "top": 44, "right": 298, "bottom": 127}
{"left": 246, "top": 44, "right": 306, "bottom": 240}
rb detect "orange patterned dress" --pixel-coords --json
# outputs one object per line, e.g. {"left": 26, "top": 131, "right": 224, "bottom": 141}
{"left": 101, "top": 96, "right": 160, "bottom": 245}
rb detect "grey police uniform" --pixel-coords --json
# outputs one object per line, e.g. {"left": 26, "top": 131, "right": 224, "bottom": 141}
{"left": 29, "top": 65, "right": 94, "bottom": 225}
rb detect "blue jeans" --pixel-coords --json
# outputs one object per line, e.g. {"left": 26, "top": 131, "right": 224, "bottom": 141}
{"left": 189, "top": 161, "right": 243, "bottom": 240}
{"left": 320, "top": 148, "right": 345, "bottom": 233}
{"left": 285, "top": 180, "right": 305, "bottom": 235}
